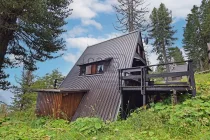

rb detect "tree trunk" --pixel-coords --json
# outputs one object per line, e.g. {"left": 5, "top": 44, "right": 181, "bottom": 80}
{"left": 0, "top": 16, "right": 16, "bottom": 70}
{"left": 128, "top": 0, "right": 134, "bottom": 32}
{"left": 130, "top": 0, "right": 134, "bottom": 32}
{"left": 162, "top": 44, "right": 170, "bottom": 72}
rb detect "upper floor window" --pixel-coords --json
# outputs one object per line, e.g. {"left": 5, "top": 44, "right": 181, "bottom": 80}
{"left": 86, "top": 65, "right": 92, "bottom": 75}
{"left": 80, "top": 66, "right": 86, "bottom": 76}
{"left": 78, "top": 57, "right": 112, "bottom": 76}
{"left": 79, "top": 63, "right": 105, "bottom": 76}
{"left": 97, "top": 64, "right": 104, "bottom": 74}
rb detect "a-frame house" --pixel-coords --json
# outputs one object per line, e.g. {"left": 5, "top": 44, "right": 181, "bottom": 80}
{"left": 36, "top": 30, "right": 196, "bottom": 121}
{"left": 36, "top": 30, "right": 147, "bottom": 121}
{"left": 60, "top": 30, "right": 146, "bottom": 121}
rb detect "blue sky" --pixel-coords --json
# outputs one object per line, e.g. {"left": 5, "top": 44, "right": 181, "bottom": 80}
{"left": 0, "top": 0, "right": 202, "bottom": 104}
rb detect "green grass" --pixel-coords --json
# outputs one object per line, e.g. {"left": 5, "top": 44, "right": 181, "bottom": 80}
{"left": 1, "top": 73, "right": 210, "bottom": 140}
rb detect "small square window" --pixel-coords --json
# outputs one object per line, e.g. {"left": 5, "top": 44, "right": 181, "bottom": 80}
{"left": 97, "top": 64, "right": 104, "bottom": 74}
{"left": 86, "top": 65, "right": 92, "bottom": 75}
{"left": 80, "top": 66, "right": 86, "bottom": 76}
{"left": 91, "top": 64, "right": 97, "bottom": 74}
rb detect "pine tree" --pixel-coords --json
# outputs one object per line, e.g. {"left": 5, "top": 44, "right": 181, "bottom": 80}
{"left": 12, "top": 69, "right": 64, "bottom": 110}
{"left": 113, "top": 0, "right": 149, "bottom": 32}
{"left": 200, "top": 0, "right": 210, "bottom": 43}
{"left": 149, "top": 3, "right": 177, "bottom": 72}
{"left": 12, "top": 70, "right": 36, "bottom": 110}
{"left": 0, "top": 0, "right": 72, "bottom": 89}
{"left": 168, "top": 47, "right": 185, "bottom": 63}
{"left": 183, "top": 1, "right": 210, "bottom": 71}
{"left": 183, "top": 6, "right": 202, "bottom": 70}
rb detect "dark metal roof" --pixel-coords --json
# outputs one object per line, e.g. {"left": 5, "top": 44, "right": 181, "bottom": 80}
{"left": 35, "top": 89, "right": 89, "bottom": 93}
{"left": 77, "top": 57, "right": 113, "bottom": 66}
{"left": 60, "top": 30, "right": 142, "bottom": 121}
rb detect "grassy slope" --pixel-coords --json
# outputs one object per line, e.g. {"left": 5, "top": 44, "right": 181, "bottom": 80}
{"left": 1, "top": 73, "right": 210, "bottom": 140}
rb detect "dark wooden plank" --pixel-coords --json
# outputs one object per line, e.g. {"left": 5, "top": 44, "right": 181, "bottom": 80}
{"left": 134, "top": 53, "right": 146, "bottom": 64}
{"left": 164, "top": 82, "right": 189, "bottom": 85}
{"left": 143, "top": 95, "right": 146, "bottom": 106}
{"left": 122, "top": 68, "right": 142, "bottom": 73}
{"left": 147, "top": 71, "right": 189, "bottom": 78}
{"left": 145, "top": 60, "right": 192, "bottom": 68}
{"left": 122, "top": 75, "right": 141, "bottom": 80}
{"left": 121, "top": 72, "right": 189, "bottom": 80}
{"left": 121, "top": 85, "right": 190, "bottom": 92}
{"left": 188, "top": 61, "right": 196, "bottom": 97}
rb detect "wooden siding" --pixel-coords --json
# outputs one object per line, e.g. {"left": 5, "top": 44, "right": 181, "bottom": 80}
{"left": 36, "top": 92, "right": 85, "bottom": 121}
{"left": 36, "top": 92, "right": 62, "bottom": 118}
{"left": 60, "top": 92, "right": 84, "bottom": 120}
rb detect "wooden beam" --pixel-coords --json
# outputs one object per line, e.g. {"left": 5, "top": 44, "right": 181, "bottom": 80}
{"left": 188, "top": 61, "right": 196, "bottom": 97}
{"left": 121, "top": 86, "right": 190, "bottom": 91}
{"left": 122, "top": 68, "right": 142, "bottom": 73}
{"left": 122, "top": 75, "right": 141, "bottom": 80}
{"left": 145, "top": 60, "right": 192, "bottom": 68}
{"left": 147, "top": 71, "right": 189, "bottom": 78}
{"left": 122, "top": 72, "right": 189, "bottom": 80}
{"left": 164, "top": 82, "right": 188, "bottom": 85}
{"left": 134, "top": 53, "right": 146, "bottom": 64}
{"left": 143, "top": 95, "right": 146, "bottom": 106}
{"left": 171, "top": 89, "right": 177, "bottom": 105}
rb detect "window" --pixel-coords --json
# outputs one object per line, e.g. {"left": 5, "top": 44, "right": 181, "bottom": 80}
{"left": 86, "top": 65, "right": 92, "bottom": 75}
{"left": 80, "top": 66, "right": 86, "bottom": 75}
{"left": 97, "top": 64, "right": 104, "bottom": 74}
{"left": 79, "top": 59, "right": 110, "bottom": 76}
{"left": 91, "top": 64, "right": 97, "bottom": 74}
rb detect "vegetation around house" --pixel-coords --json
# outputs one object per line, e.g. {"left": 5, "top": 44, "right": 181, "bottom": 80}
{"left": 0, "top": 73, "right": 210, "bottom": 140}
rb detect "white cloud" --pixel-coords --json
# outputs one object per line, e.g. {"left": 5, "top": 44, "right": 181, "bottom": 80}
{"left": 82, "top": 19, "right": 102, "bottom": 30}
{"left": 66, "top": 32, "right": 121, "bottom": 51}
{"left": 66, "top": 37, "right": 105, "bottom": 51}
{"left": 148, "top": 0, "right": 201, "bottom": 19}
{"left": 69, "top": 0, "right": 117, "bottom": 20}
{"left": 63, "top": 32, "right": 121, "bottom": 63}
{"left": 65, "top": 26, "right": 88, "bottom": 38}
{"left": 69, "top": 0, "right": 118, "bottom": 30}
{"left": 63, "top": 52, "right": 81, "bottom": 64}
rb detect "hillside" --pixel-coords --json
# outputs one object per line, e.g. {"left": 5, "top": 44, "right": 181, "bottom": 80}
{"left": 0, "top": 73, "right": 210, "bottom": 140}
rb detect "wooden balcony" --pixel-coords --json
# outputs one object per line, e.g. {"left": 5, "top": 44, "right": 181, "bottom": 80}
{"left": 118, "top": 60, "right": 196, "bottom": 119}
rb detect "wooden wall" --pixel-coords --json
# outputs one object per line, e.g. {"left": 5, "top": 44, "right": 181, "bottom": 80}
{"left": 36, "top": 92, "right": 85, "bottom": 121}
{"left": 61, "top": 92, "right": 84, "bottom": 120}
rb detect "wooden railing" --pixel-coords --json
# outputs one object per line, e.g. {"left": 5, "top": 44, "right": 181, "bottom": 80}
{"left": 119, "top": 60, "right": 196, "bottom": 97}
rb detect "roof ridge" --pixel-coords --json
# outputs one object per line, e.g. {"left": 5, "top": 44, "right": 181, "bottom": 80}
{"left": 87, "top": 30, "right": 139, "bottom": 48}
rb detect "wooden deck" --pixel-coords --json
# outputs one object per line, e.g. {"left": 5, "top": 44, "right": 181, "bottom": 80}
{"left": 119, "top": 60, "right": 196, "bottom": 119}
{"left": 121, "top": 85, "right": 190, "bottom": 92}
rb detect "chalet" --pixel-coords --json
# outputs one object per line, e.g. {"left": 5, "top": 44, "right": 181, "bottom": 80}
{"left": 36, "top": 30, "right": 196, "bottom": 121}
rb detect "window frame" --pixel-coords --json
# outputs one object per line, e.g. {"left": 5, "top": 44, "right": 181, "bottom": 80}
{"left": 96, "top": 63, "right": 105, "bottom": 74}
{"left": 79, "top": 63, "right": 106, "bottom": 76}
{"left": 86, "top": 65, "right": 92, "bottom": 75}
{"left": 79, "top": 66, "right": 86, "bottom": 76}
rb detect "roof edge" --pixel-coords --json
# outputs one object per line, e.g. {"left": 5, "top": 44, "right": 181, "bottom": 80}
{"left": 87, "top": 30, "right": 140, "bottom": 48}
{"left": 35, "top": 88, "right": 89, "bottom": 93}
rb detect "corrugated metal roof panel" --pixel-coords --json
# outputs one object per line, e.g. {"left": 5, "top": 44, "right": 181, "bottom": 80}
{"left": 60, "top": 30, "right": 141, "bottom": 121}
